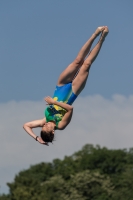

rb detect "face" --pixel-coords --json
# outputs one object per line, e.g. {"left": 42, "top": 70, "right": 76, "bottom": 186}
{"left": 42, "top": 122, "right": 54, "bottom": 134}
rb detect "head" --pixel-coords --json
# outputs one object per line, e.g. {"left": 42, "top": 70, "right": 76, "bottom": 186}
{"left": 40, "top": 122, "right": 55, "bottom": 143}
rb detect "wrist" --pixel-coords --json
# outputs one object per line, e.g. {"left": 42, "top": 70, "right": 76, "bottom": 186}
{"left": 35, "top": 136, "right": 39, "bottom": 141}
{"left": 52, "top": 100, "right": 56, "bottom": 104}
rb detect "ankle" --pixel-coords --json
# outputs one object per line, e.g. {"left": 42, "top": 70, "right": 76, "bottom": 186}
{"left": 99, "top": 32, "right": 106, "bottom": 43}
{"left": 92, "top": 33, "right": 97, "bottom": 39}
{"left": 99, "top": 37, "right": 105, "bottom": 43}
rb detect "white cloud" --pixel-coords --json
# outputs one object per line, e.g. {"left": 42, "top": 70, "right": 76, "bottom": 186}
{"left": 0, "top": 95, "right": 133, "bottom": 193}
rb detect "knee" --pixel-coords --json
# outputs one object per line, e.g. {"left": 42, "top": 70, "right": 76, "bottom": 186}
{"left": 74, "top": 57, "right": 84, "bottom": 65}
{"left": 83, "top": 61, "right": 92, "bottom": 71}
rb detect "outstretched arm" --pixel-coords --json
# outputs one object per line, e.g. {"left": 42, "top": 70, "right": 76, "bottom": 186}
{"left": 23, "top": 118, "right": 48, "bottom": 145}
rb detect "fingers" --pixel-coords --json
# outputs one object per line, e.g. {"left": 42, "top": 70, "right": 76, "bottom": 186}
{"left": 44, "top": 96, "right": 51, "bottom": 101}
{"left": 44, "top": 96, "right": 53, "bottom": 105}
{"left": 44, "top": 97, "right": 49, "bottom": 103}
{"left": 44, "top": 143, "right": 49, "bottom": 146}
{"left": 38, "top": 137, "right": 49, "bottom": 146}
{"left": 45, "top": 96, "right": 51, "bottom": 99}
{"left": 42, "top": 141, "right": 49, "bottom": 146}
{"left": 38, "top": 140, "right": 49, "bottom": 146}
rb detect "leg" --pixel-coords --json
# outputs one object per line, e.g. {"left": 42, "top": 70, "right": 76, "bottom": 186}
{"left": 57, "top": 27, "right": 105, "bottom": 86}
{"left": 72, "top": 26, "right": 109, "bottom": 95}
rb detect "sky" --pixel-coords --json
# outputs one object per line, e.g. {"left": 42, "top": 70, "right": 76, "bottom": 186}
{"left": 0, "top": 0, "right": 133, "bottom": 194}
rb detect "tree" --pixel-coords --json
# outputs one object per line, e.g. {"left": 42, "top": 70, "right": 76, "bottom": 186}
{"left": 1, "top": 144, "right": 133, "bottom": 200}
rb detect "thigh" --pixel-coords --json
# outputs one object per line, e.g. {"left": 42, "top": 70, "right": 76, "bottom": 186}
{"left": 57, "top": 61, "right": 82, "bottom": 86}
{"left": 72, "top": 64, "right": 90, "bottom": 95}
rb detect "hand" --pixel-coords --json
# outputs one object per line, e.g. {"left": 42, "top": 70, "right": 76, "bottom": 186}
{"left": 37, "top": 136, "right": 49, "bottom": 146}
{"left": 44, "top": 96, "right": 55, "bottom": 105}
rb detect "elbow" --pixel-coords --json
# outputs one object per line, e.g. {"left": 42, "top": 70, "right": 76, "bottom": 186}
{"left": 70, "top": 106, "right": 73, "bottom": 110}
{"left": 23, "top": 124, "right": 25, "bottom": 130}
{"left": 23, "top": 123, "right": 27, "bottom": 130}
{"left": 68, "top": 106, "right": 73, "bottom": 112}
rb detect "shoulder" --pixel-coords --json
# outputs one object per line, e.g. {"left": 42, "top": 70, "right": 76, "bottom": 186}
{"left": 41, "top": 118, "right": 46, "bottom": 126}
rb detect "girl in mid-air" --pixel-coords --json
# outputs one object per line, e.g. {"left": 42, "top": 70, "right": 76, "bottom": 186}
{"left": 23, "top": 26, "right": 109, "bottom": 145}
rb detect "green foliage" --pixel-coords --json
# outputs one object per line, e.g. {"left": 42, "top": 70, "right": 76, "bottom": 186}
{"left": 0, "top": 144, "right": 133, "bottom": 200}
{"left": 0, "top": 195, "right": 10, "bottom": 200}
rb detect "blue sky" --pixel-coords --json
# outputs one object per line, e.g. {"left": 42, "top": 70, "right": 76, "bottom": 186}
{"left": 0, "top": 0, "right": 133, "bottom": 194}
{"left": 0, "top": 0, "right": 133, "bottom": 102}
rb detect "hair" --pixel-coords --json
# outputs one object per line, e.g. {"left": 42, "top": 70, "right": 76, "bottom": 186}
{"left": 40, "top": 130, "right": 54, "bottom": 143}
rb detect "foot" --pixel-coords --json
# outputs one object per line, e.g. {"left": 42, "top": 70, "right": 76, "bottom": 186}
{"left": 99, "top": 26, "right": 109, "bottom": 41}
{"left": 94, "top": 26, "right": 106, "bottom": 36}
